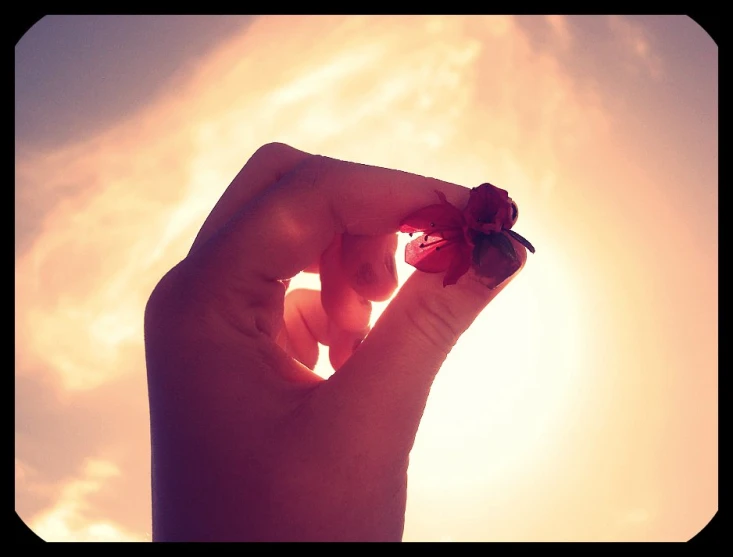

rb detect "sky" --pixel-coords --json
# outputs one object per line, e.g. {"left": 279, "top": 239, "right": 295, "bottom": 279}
{"left": 15, "top": 15, "right": 717, "bottom": 542}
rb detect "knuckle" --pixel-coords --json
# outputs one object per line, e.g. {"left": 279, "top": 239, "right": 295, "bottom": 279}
{"left": 144, "top": 261, "right": 192, "bottom": 332}
{"left": 298, "top": 152, "right": 327, "bottom": 184}
{"left": 145, "top": 263, "right": 182, "bottom": 320}
{"left": 403, "top": 292, "right": 463, "bottom": 353}
{"left": 251, "top": 141, "right": 291, "bottom": 161}
{"left": 144, "top": 259, "right": 214, "bottom": 341}
{"left": 145, "top": 256, "right": 274, "bottom": 345}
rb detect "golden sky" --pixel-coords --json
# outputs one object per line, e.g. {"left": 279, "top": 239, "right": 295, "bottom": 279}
{"left": 15, "top": 15, "right": 717, "bottom": 542}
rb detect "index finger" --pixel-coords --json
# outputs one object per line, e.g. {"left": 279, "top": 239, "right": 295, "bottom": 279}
{"left": 200, "top": 154, "right": 470, "bottom": 282}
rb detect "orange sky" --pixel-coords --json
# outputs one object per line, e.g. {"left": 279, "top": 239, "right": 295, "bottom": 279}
{"left": 15, "top": 15, "right": 717, "bottom": 541}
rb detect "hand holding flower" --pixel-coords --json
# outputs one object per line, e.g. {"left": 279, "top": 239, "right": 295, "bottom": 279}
{"left": 145, "top": 144, "right": 531, "bottom": 541}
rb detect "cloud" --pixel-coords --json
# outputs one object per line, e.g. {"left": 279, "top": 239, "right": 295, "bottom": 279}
{"left": 24, "top": 458, "right": 149, "bottom": 542}
{"left": 15, "top": 367, "right": 153, "bottom": 535}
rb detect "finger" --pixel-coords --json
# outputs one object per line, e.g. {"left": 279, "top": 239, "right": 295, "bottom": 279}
{"left": 192, "top": 153, "right": 470, "bottom": 341}
{"left": 282, "top": 288, "right": 369, "bottom": 372}
{"left": 340, "top": 234, "right": 399, "bottom": 302}
{"left": 198, "top": 153, "right": 471, "bottom": 288}
{"left": 324, "top": 235, "right": 528, "bottom": 457}
{"left": 191, "top": 149, "right": 527, "bottom": 409}
{"left": 327, "top": 326, "right": 370, "bottom": 372}
{"left": 189, "top": 142, "right": 311, "bottom": 254}
{"left": 320, "top": 234, "right": 372, "bottom": 332}
{"left": 282, "top": 288, "right": 329, "bottom": 371}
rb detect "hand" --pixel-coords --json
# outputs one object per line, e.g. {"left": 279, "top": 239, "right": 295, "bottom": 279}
{"left": 144, "top": 143, "right": 527, "bottom": 542}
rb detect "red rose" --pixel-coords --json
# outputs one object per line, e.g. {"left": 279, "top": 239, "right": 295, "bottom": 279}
{"left": 464, "top": 183, "right": 515, "bottom": 234}
{"left": 399, "top": 183, "right": 534, "bottom": 287}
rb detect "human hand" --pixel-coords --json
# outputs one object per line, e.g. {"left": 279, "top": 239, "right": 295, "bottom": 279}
{"left": 144, "top": 143, "right": 528, "bottom": 542}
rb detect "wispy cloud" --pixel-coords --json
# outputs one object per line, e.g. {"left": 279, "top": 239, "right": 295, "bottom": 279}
{"left": 25, "top": 459, "right": 148, "bottom": 542}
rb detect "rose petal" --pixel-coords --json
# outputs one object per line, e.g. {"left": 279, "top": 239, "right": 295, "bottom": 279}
{"left": 404, "top": 231, "right": 465, "bottom": 273}
{"left": 442, "top": 242, "right": 473, "bottom": 286}
{"left": 464, "top": 183, "right": 514, "bottom": 232}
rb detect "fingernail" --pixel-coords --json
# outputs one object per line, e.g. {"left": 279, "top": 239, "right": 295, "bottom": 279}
{"left": 482, "top": 258, "right": 521, "bottom": 290}
{"left": 384, "top": 253, "right": 396, "bottom": 278}
{"left": 355, "top": 262, "right": 376, "bottom": 286}
{"left": 473, "top": 236, "right": 523, "bottom": 290}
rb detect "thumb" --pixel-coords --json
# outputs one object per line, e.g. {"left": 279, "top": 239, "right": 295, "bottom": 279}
{"left": 325, "top": 239, "right": 527, "bottom": 455}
